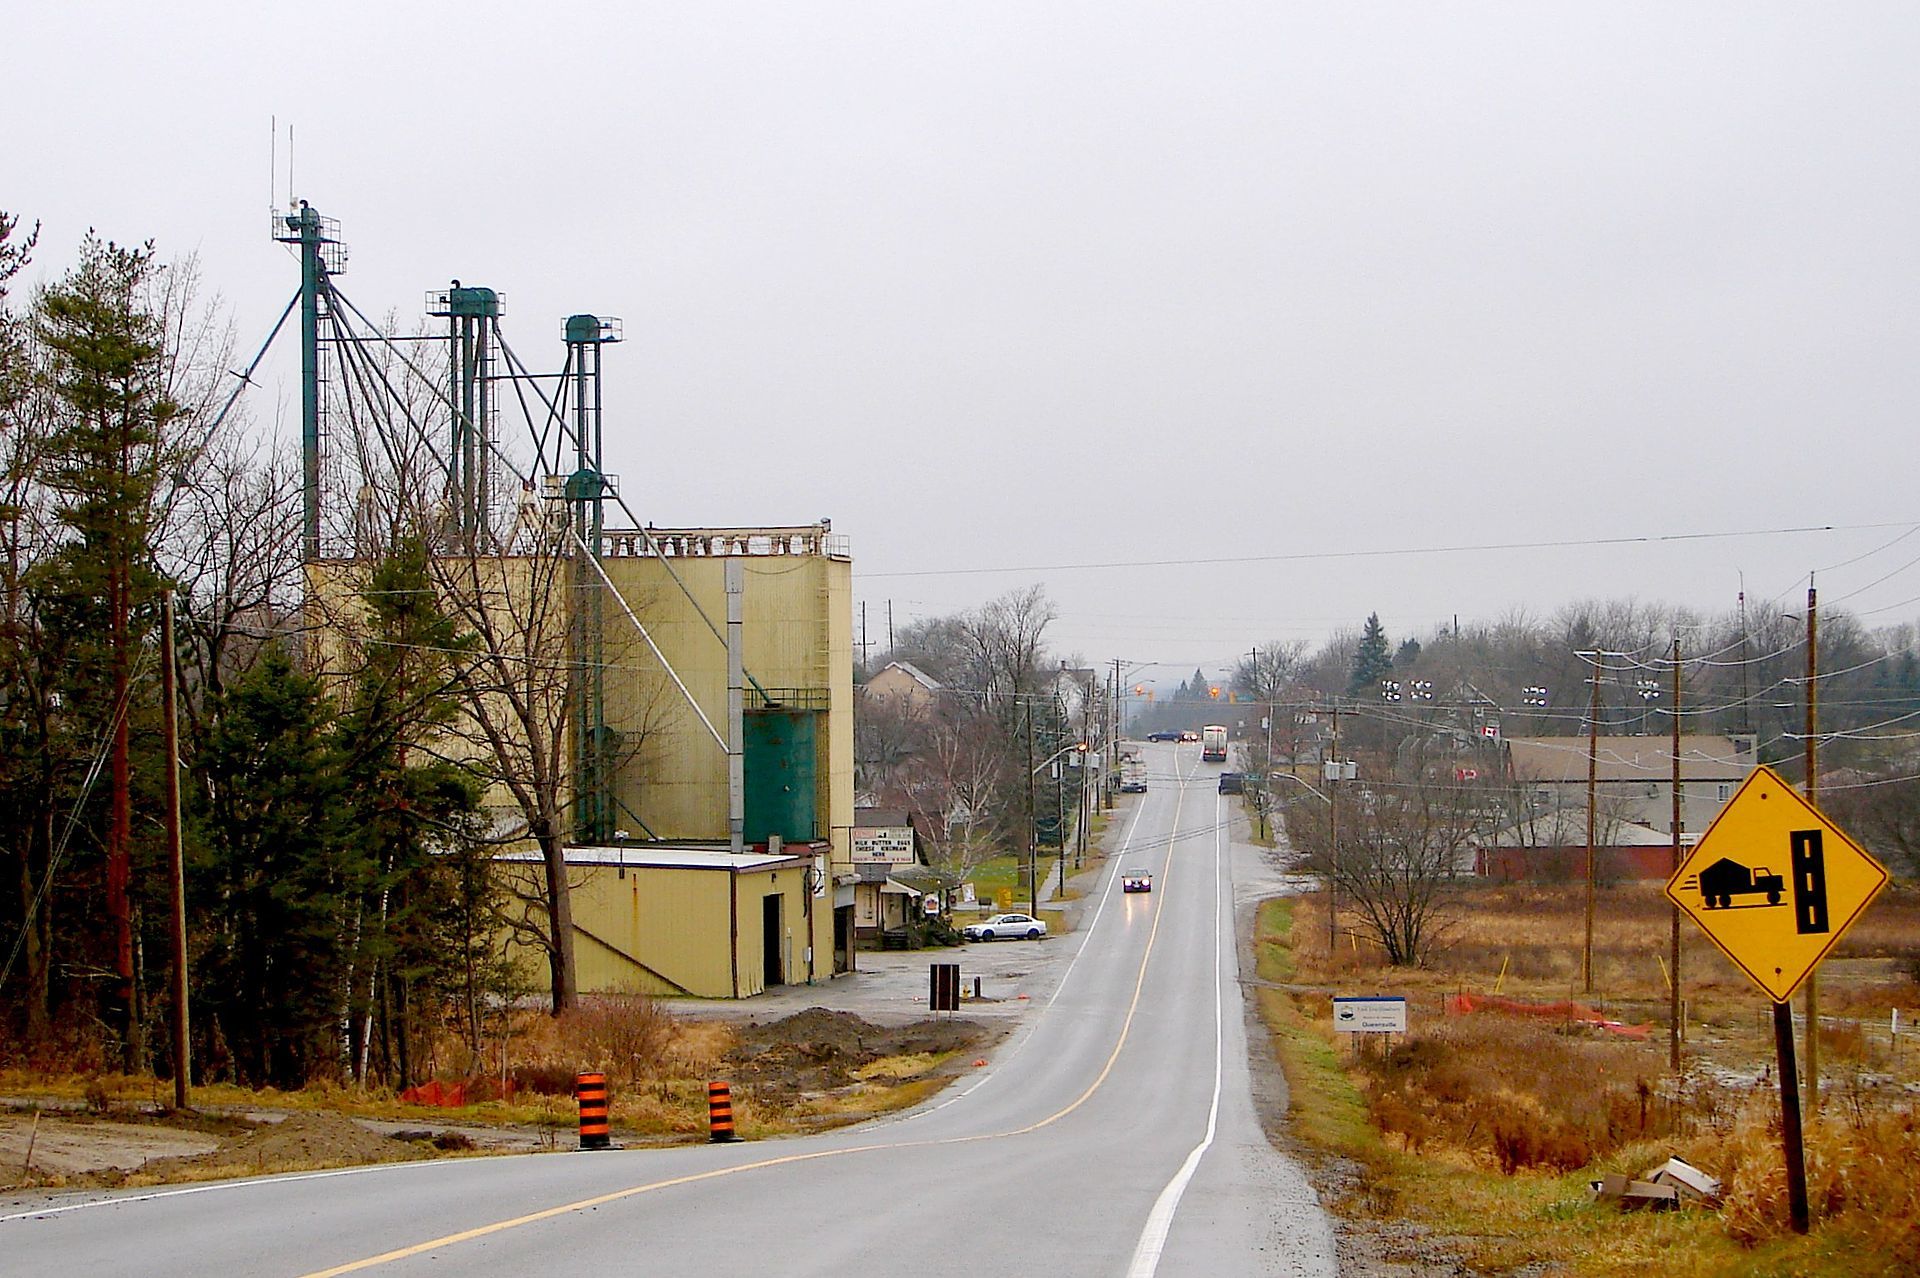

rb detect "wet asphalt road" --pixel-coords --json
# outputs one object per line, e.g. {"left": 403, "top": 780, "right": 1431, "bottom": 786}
{"left": 0, "top": 741, "right": 1335, "bottom": 1277}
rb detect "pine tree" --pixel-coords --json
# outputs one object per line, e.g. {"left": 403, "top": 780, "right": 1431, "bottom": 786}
{"left": 1349, "top": 613, "right": 1393, "bottom": 698}
{"left": 29, "top": 235, "right": 180, "bottom": 1068}
{"left": 193, "top": 646, "right": 348, "bottom": 1087}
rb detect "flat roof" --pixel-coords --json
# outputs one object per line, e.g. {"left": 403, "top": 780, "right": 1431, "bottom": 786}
{"left": 495, "top": 845, "right": 813, "bottom": 872}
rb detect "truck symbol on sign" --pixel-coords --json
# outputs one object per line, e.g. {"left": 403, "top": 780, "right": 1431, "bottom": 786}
{"left": 1690, "top": 858, "right": 1786, "bottom": 909}
{"left": 1683, "top": 833, "right": 1832, "bottom": 935}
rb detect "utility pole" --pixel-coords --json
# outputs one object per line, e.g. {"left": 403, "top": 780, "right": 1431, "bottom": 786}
{"left": 886, "top": 599, "right": 894, "bottom": 653}
{"left": 1327, "top": 702, "right": 1341, "bottom": 954}
{"left": 1056, "top": 752, "right": 1067, "bottom": 896}
{"left": 1585, "top": 666, "right": 1600, "bottom": 995}
{"left": 109, "top": 489, "right": 137, "bottom": 1073}
{"left": 1738, "top": 586, "right": 1752, "bottom": 735}
{"left": 1053, "top": 683, "right": 1067, "bottom": 890}
{"left": 1804, "top": 582, "right": 1819, "bottom": 1113}
{"left": 1079, "top": 673, "right": 1096, "bottom": 868}
{"left": 858, "top": 601, "right": 870, "bottom": 676}
{"left": 1669, "top": 637, "right": 1683, "bottom": 1073}
{"left": 162, "top": 595, "right": 189, "bottom": 1111}
{"left": 1026, "top": 704, "right": 1039, "bottom": 918}
{"left": 1253, "top": 647, "right": 1273, "bottom": 841}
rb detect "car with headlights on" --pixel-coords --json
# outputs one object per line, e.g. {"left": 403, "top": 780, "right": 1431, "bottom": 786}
{"left": 1121, "top": 873, "right": 1153, "bottom": 893}
{"left": 963, "top": 913, "right": 1047, "bottom": 941}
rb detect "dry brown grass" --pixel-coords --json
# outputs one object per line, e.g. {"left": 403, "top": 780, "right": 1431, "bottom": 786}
{"left": 1358, "top": 1014, "right": 1674, "bottom": 1174}
{"left": 1295, "top": 882, "right": 1920, "bottom": 1049}
{"left": 1260, "top": 881, "right": 1920, "bottom": 1276}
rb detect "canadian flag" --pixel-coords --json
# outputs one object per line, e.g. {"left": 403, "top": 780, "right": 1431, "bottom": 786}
{"left": 1480, "top": 724, "right": 1500, "bottom": 740}
{"left": 1456, "top": 767, "right": 1479, "bottom": 782}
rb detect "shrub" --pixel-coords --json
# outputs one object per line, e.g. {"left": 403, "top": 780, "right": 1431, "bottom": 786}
{"left": 562, "top": 992, "right": 675, "bottom": 1084}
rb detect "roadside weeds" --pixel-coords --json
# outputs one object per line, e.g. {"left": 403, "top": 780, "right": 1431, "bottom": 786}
{"left": 1249, "top": 892, "right": 1920, "bottom": 1277}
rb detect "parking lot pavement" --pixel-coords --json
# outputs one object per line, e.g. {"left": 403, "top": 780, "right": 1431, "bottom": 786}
{"left": 667, "top": 849, "right": 1109, "bottom": 1029}
{"left": 663, "top": 797, "right": 1143, "bottom": 1029}
{"left": 663, "top": 930, "right": 1075, "bottom": 1029}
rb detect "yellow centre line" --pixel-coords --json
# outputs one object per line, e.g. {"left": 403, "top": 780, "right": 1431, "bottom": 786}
{"left": 304, "top": 756, "right": 1194, "bottom": 1277}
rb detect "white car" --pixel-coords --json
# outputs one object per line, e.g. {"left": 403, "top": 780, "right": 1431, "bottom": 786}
{"left": 963, "top": 913, "right": 1047, "bottom": 941}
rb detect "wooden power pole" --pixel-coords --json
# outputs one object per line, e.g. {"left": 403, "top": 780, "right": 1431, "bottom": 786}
{"left": 162, "top": 595, "right": 190, "bottom": 1110}
{"left": 1669, "top": 637, "right": 1683, "bottom": 1073}
{"left": 1804, "top": 583, "right": 1819, "bottom": 1113}
{"left": 1584, "top": 668, "right": 1600, "bottom": 994}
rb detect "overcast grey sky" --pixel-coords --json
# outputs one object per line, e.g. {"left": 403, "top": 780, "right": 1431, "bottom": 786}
{"left": 14, "top": 3, "right": 1920, "bottom": 668}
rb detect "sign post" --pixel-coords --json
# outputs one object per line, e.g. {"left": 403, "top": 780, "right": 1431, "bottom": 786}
{"left": 1665, "top": 766, "right": 1889, "bottom": 1234}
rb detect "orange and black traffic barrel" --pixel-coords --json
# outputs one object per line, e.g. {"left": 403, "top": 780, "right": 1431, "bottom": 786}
{"left": 576, "top": 1071, "right": 610, "bottom": 1150}
{"left": 707, "top": 1080, "right": 738, "bottom": 1143}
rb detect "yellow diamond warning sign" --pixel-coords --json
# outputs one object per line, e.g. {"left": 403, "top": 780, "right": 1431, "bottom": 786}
{"left": 1666, "top": 765, "right": 1889, "bottom": 1003}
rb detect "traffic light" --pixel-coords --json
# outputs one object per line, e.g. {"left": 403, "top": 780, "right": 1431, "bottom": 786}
{"left": 1208, "top": 686, "right": 1221, "bottom": 699}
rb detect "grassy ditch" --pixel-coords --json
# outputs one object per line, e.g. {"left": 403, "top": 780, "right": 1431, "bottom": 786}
{"left": 1252, "top": 887, "right": 1920, "bottom": 1276}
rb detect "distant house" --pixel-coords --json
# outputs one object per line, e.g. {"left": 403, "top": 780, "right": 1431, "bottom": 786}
{"left": 1048, "top": 666, "right": 1099, "bottom": 726}
{"left": 862, "top": 661, "right": 944, "bottom": 712}
{"left": 1504, "top": 735, "right": 1757, "bottom": 836}
{"left": 1473, "top": 806, "right": 1677, "bottom": 881}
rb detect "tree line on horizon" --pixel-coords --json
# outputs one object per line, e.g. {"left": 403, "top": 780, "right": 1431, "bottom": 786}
{"left": 868, "top": 585, "right": 1920, "bottom": 884}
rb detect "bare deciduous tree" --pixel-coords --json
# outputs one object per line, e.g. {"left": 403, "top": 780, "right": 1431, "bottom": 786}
{"left": 1286, "top": 748, "right": 1483, "bottom": 965}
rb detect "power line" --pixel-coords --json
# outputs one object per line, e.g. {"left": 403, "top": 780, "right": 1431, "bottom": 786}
{"left": 855, "top": 521, "right": 1919, "bottom": 580}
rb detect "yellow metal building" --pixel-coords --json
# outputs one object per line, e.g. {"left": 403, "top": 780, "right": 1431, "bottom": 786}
{"left": 572, "top": 522, "right": 857, "bottom": 993}
{"left": 501, "top": 845, "right": 827, "bottom": 998}
{"left": 312, "top": 521, "right": 856, "bottom": 998}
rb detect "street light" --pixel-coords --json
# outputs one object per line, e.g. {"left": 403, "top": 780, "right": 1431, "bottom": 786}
{"left": 1029, "top": 740, "right": 1086, "bottom": 912}
{"left": 1269, "top": 770, "right": 1332, "bottom": 805}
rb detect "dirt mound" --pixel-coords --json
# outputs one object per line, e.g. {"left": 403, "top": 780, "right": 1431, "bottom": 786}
{"left": 730, "top": 1008, "right": 986, "bottom": 1095}
{"left": 217, "top": 1112, "right": 409, "bottom": 1170}
{"left": 737, "top": 1009, "right": 885, "bottom": 1057}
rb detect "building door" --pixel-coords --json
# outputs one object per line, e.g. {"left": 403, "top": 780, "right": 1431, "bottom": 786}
{"left": 834, "top": 905, "right": 853, "bottom": 973}
{"left": 762, "top": 894, "right": 784, "bottom": 988}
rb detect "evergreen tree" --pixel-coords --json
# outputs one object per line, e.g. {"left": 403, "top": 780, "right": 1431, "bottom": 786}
{"left": 193, "top": 646, "right": 348, "bottom": 1087}
{"left": 330, "top": 541, "right": 484, "bottom": 1087}
{"left": 27, "top": 235, "right": 180, "bottom": 1068}
{"left": 1349, "top": 613, "right": 1393, "bottom": 698}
